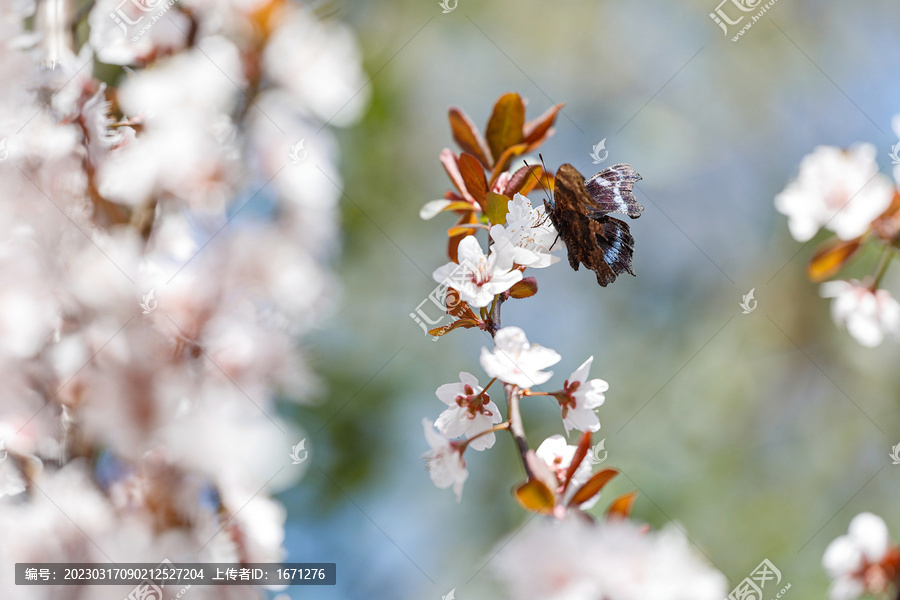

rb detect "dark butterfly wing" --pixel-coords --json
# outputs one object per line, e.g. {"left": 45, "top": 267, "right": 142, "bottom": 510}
{"left": 552, "top": 164, "right": 638, "bottom": 287}
{"left": 584, "top": 163, "right": 643, "bottom": 219}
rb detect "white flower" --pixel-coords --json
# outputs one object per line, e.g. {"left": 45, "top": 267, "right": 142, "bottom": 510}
{"left": 493, "top": 517, "right": 727, "bottom": 600}
{"left": 422, "top": 418, "right": 468, "bottom": 502}
{"left": 480, "top": 326, "right": 561, "bottom": 388}
{"left": 434, "top": 372, "right": 502, "bottom": 451}
{"left": 823, "top": 513, "right": 893, "bottom": 600}
{"left": 491, "top": 194, "right": 560, "bottom": 268}
{"left": 557, "top": 357, "right": 608, "bottom": 434}
{"left": 820, "top": 280, "right": 900, "bottom": 347}
{"left": 535, "top": 435, "right": 596, "bottom": 508}
{"left": 775, "top": 144, "right": 894, "bottom": 242}
{"left": 432, "top": 235, "right": 523, "bottom": 308}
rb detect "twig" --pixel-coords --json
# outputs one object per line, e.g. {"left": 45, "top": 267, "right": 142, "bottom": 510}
{"left": 506, "top": 385, "right": 532, "bottom": 479}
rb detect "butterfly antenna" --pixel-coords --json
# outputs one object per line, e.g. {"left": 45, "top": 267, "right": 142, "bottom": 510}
{"left": 524, "top": 154, "right": 553, "bottom": 209}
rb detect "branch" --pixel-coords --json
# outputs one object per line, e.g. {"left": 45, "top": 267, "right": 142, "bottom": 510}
{"left": 506, "top": 384, "right": 532, "bottom": 479}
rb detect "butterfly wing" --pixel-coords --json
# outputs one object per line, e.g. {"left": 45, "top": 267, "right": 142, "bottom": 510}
{"left": 552, "top": 164, "right": 637, "bottom": 287}
{"left": 584, "top": 163, "right": 643, "bottom": 219}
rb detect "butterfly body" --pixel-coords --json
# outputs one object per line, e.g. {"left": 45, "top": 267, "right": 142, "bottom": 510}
{"left": 547, "top": 163, "right": 643, "bottom": 287}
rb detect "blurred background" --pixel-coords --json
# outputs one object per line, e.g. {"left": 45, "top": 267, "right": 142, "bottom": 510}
{"left": 280, "top": 0, "right": 900, "bottom": 598}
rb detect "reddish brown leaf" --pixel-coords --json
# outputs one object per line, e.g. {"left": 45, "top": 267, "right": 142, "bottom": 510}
{"left": 440, "top": 149, "right": 474, "bottom": 203}
{"left": 514, "top": 479, "right": 555, "bottom": 514}
{"left": 486, "top": 93, "right": 525, "bottom": 163}
{"left": 506, "top": 164, "right": 544, "bottom": 197}
{"left": 509, "top": 277, "right": 538, "bottom": 299}
{"left": 448, "top": 212, "right": 479, "bottom": 262}
{"left": 807, "top": 237, "right": 862, "bottom": 282}
{"left": 445, "top": 289, "right": 479, "bottom": 320}
{"left": 562, "top": 432, "right": 592, "bottom": 493}
{"left": 458, "top": 152, "right": 489, "bottom": 210}
{"left": 523, "top": 103, "right": 564, "bottom": 146}
{"left": 449, "top": 107, "right": 492, "bottom": 168}
{"left": 489, "top": 143, "right": 529, "bottom": 185}
{"left": 606, "top": 491, "right": 638, "bottom": 521}
{"left": 569, "top": 469, "right": 619, "bottom": 507}
{"left": 428, "top": 319, "right": 480, "bottom": 337}
{"left": 485, "top": 192, "right": 511, "bottom": 226}
{"left": 447, "top": 223, "right": 486, "bottom": 237}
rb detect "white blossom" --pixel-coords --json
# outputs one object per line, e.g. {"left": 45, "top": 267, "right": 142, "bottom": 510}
{"left": 480, "top": 326, "right": 561, "bottom": 388}
{"left": 432, "top": 234, "right": 523, "bottom": 308}
{"left": 422, "top": 418, "right": 468, "bottom": 502}
{"left": 820, "top": 280, "right": 900, "bottom": 347}
{"left": 823, "top": 513, "right": 894, "bottom": 600}
{"left": 493, "top": 517, "right": 727, "bottom": 600}
{"left": 558, "top": 357, "right": 608, "bottom": 434}
{"left": 434, "top": 372, "right": 502, "bottom": 451}
{"left": 492, "top": 193, "right": 560, "bottom": 268}
{"left": 775, "top": 144, "right": 894, "bottom": 242}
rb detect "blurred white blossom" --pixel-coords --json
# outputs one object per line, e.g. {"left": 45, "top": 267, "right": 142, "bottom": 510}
{"left": 820, "top": 280, "right": 900, "bottom": 347}
{"left": 0, "top": 0, "right": 367, "bottom": 596}
{"left": 775, "top": 144, "right": 894, "bottom": 242}
{"left": 492, "top": 517, "right": 727, "bottom": 600}
{"left": 823, "top": 512, "right": 896, "bottom": 600}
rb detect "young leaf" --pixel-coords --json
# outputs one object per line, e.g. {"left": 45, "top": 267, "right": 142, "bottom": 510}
{"left": 449, "top": 107, "right": 492, "bottom": 168}
{"left": 569, "top": 469, "right": 619, "bottom": 507}
{"left": 440, "top": 149, "right": 475, "bottom": 203}
{"left": 509, "top": 277, "right": 538, "bottom": 299}
{"left": 561, "top": 431, "right": 592, "bottom": 494}
{"left": 506, "top": 164, "right": 544, "bottom": 197}
{"left": 514, "top": 479, "right": 555, "bottom": 514}
{"left": 807, "top": 237, "right": 862, "bottom": 282}
{"left": 606, "top": 491, "right": 637, "bottom": 520}
{"left": 486, "top": 93, "right": 525, "bottom": 163}
{"left": 489, "top": 143, "right": 529, "bottom": 185}
{"left": 448, "top": 213, "right": 479, "bottom": 262}
{"left": 447, "top": 223, "right": 487, "bottom": 237}
{"left": 429, "top": 319, "right": 480, "bottom": 338}
{"left": 485, "top": 192, "right": 511, "bottom": 226}
{"left": 458, "top": 152, "right": 489, "bottom": 210}
{"left": 523, "top": 103, "right": 564, "bottom": 146}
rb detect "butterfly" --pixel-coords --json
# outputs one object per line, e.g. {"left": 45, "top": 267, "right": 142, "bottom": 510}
{"left": 546, "top": 163, "right": 644, "bottom": 287}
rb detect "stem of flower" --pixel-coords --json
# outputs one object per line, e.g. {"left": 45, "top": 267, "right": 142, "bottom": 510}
{"left": 461, "top": 421, "right": 510, "bottom": 451}
{"left": 506, "top": 384, "right": 533, "bottom": 479}
{"left": 871, "top": 245, "right": 896, "bottom": 290}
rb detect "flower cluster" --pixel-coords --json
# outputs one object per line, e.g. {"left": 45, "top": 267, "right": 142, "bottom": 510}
{"left": 0, "top": 0, "right": 365, "bottom": 596}
{"left": 823, "top": 512, "right": 899, "bottom": 600}
{"left": 776, "top": 136, "right": 900, "bottom": 347}
{"left": 419, "top": 93, "right": 725, "bottom": 598}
